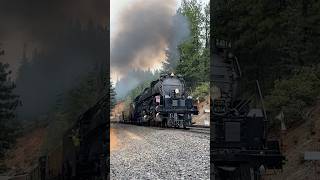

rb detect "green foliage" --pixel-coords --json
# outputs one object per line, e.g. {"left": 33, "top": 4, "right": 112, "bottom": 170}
{"left": 213, "top": 0, "right": 320, "bottom": 129}
{"left": 175, "top": 0, "right": 210, "bottom": 87}
{"left": 213, "top": 0, "right": 320, "bottom": 94}
{"left": 110, "top": 79, "right": 117, "bottom": 110}
{"left": 266, "top": 66, "right": 320, "bottom": 126}
{"left": 0, "top": 48, "right": 21, "bottom": 172}
{"left": 191, "top": 82, "right": 209, "bottom": 102}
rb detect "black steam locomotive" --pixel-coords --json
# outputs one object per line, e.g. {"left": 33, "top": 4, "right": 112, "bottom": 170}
{"left": 128, "top": 73, "right": 198, "bottom": 128}
{"left": 211, "top": 40, "right": 285, "bottom": 179}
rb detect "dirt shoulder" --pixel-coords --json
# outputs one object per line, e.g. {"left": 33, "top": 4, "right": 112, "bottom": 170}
{"left": 4, "top": 127, "right": 46, "bottom": 176}
{"left": 265, "top": 102, "right": 320, "bottom": 179}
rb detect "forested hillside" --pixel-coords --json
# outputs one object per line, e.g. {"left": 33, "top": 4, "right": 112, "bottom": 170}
{"left": 212, "top": 0, "right": 320, "bottom": 127}
{"left": 1, "top": 22, "right": 109, "bottom": 173}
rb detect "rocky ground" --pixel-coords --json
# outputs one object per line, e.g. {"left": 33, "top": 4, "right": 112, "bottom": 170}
{"left": 110, "top": 123, "right": 210, "bottom": 180}
{"left": 192, "top": 96, "right": 210, "bottom": 126}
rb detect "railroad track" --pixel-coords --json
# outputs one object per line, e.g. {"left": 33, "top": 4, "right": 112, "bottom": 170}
{"left": 185, "top": 125, "right": 210, "bottom": 134}
{"left": 117, "top": 122, "right": 210, "bottom": 134}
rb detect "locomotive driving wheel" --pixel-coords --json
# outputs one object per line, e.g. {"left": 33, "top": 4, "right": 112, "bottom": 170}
{"left": 167, "top": 117, "right": 173, "bottom": 127}
{"left": 160, "top": 118, "right": 167, "bottom": 128}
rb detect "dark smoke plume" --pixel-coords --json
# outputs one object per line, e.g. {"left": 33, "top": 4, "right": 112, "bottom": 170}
{"left": 111, "top": 0, "right": 190, "bottom": 97}
{"left": 111, "top": 0, "right": 190, "bottom": 81}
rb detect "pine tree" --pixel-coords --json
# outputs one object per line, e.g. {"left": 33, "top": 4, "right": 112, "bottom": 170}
{"left": 175, "top": 0, "right": 210, "bottom": 86}
{"left": 0, "top": 47, "right": 20, "bottom": 172}
{"left": 110, "top": 79, "right": 117, "bottom": 110}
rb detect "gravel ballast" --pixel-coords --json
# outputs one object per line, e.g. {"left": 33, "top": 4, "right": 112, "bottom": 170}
{"left": 110, "top": 123, "right": 210, "bottom": 180}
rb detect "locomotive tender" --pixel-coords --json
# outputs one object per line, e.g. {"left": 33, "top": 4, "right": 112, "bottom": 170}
{"left": 129, "top": 73, "right": 198, "bottom": 128}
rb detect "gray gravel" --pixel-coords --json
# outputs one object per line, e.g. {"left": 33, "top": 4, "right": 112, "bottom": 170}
{"left": 110, "top": 123, "right": 210, "bottom": 180}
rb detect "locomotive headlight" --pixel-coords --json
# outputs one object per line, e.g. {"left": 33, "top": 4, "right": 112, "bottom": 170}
{"left": 175, "top": 88, "right": 179, "bottom": 94}
{"left": 187, "top": 96, "right": 192, "bottom": 99}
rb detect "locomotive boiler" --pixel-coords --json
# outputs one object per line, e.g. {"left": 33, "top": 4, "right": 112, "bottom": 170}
{"left": 129, "top": 73, "right": 198, "bottom": 128}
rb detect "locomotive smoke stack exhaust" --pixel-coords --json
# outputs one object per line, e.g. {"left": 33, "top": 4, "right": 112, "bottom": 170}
{"left": 111, "top": 0, "right": 190, "bottom": 85}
